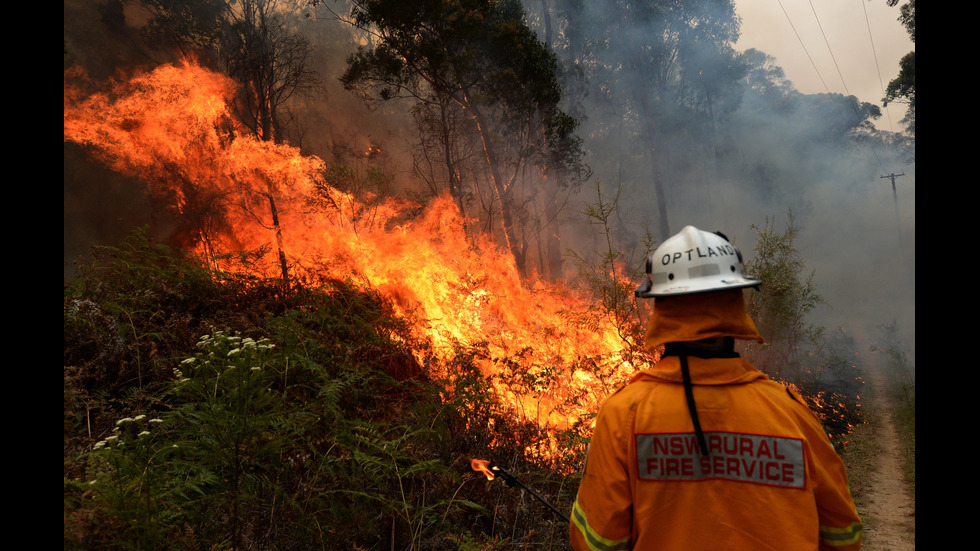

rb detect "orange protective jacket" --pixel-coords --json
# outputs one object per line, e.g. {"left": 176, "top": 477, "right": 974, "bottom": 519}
{"left": 570, "top": 291, "right": 862, "bottom": 550}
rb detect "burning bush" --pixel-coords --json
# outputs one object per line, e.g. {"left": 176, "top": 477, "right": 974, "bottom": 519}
{"left": 64, "top": 230, "right": 588, "bottom": 549}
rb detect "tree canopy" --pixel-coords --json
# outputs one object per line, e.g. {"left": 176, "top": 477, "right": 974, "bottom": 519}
{"left": 338, "top": 0, "right": 588, "bottom": 276}
{"left": 884, "top": 0, "right": 915, "bottom": 135}
{"left": 543, "top": 0, "right": 747, "bottom": 241}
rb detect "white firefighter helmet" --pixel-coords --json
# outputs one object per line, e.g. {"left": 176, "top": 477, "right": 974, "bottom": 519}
{"left": 635, "top": 225, "right": 761, "bottom": 298}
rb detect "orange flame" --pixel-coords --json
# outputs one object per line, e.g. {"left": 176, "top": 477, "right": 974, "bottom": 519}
{"left": 471, "top": 459, "right": 496, "bottom": 480}
{"left": 64, "top": 60, "right": 651, "bottom": 463}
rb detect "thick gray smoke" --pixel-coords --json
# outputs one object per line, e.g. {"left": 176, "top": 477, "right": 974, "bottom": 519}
{"left": 64, "top": 0, "right": 914, "bottom": 366}
{"left": 521, "top": 0, "right": 915, "bottom": 366}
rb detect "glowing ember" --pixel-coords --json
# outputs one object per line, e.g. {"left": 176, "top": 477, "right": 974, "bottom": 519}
{"left": 64, "top": 59, "right": 652, "bottom": 462}
{"left": 471, "top": 459, "right": 496, "bottom": 480}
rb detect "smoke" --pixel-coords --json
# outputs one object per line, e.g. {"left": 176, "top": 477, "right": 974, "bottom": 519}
{"left": 63, "top": 0, "right": 417, "bottom": 273}
{"left": 526, "top": 1, "right": 915, "bottom": 366}
{"left": 64, "top": 0, "right": 914, "bottom": 367}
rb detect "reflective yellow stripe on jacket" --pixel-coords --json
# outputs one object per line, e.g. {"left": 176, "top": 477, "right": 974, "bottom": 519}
{"left": 819, "top": 521, "right": 863, "bottom": 547}
{"left": 571, "top": 499, "right": 630, "bottom": 551}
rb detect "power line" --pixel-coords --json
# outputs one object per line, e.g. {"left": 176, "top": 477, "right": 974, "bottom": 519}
{"left": 774, "top": 0, "right": 885, "bottom": 166}
{"left": 805, "top": 0, "right": 850, "bottom": 97}
{"left": 775, "top": 0, "right": 831, "bottom": 93}
{"left": 859, "top": 0, "right": 895, "bottom": 132}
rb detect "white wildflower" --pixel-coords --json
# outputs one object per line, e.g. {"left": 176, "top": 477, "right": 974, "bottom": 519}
{"left": 149, "top": 418, "right": 164, "bottom": 424}
{"left": 116, "top": 418, "right": 133, "bottom": 426}
{"left": 137, "top": 431, "right": 151, "bottom": 439}
{"left": 133, "top": 415, "right": 146, "bottom": 422}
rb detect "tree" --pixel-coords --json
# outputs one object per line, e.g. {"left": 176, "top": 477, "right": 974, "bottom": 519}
{"left": 332, "top": 0, "right": 588, "bottom": 277}
{"left": 884, "top": 0, "right": 915, "bottom": 137}
{"left": 742, "top": 212, "right": 826, "bottom": 381}
{"left": 716, "top": 49, "right": 885, "bottom": 209}
{"left": 138, "top": 0, "right": 229, "bottom": 58}
{"left": 220, "top": 1, "right": 319, "bottom": 146}
{"left": 137, "top": 1, "right": 320, "bottom": 139}
{"left": 135, "top": 0, "right": 321, "bottom": 286}
{"left": 550, "top": 0, "right": 746, "bottom": 242}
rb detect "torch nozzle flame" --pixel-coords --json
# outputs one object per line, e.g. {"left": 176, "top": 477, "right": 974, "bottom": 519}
{"left": 468, "top": 458, "right": 571, "bottom": 523}
{"left": 471, "top": 458, "right": 496, "bottom": 480}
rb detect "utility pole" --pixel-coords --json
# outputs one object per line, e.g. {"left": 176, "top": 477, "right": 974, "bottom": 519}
{"left": 880, "top": 172, "right": 905, "bottom": 247}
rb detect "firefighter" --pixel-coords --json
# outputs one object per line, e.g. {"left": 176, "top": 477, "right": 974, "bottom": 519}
{"left": 570, "top": 226, "right": 862, "bottom": 551}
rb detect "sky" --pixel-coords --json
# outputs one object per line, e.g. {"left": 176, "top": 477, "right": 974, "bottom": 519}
{"left": 734, "top": 0, "right": 913, "bottom": 133}
{"left": 729, "top": 1, "right": 915, "bottom": 355}
{"left": 63, "top": 0, "right": 916, "bottom": 358}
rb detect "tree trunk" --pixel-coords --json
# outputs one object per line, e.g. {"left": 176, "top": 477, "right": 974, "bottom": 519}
{"left": 540, "top": 0, "right": 563, "bottom": 280}
{"left": 264, "top": 190, "right": 290, "bottom": 287}
{"left": 463, "top": 98, "right": 525, "bottom": 276}
{"left": 650, "top": 146, "right": 670, "bottom": 241}
{"left": 437, "top": 96, "right": 467, "bottom": 218}
{"left": 544, "top": 176, "right": 564, "bottom": 280}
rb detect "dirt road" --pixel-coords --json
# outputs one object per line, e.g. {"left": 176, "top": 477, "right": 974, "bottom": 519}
{"left": 857, "top": 358, "right": 915, "bottom": 550}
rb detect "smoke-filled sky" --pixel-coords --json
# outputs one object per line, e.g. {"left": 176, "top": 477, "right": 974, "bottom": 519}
{"left": 720, "top": 0, "right": 915, "bottom": 360}
{"left": 734, "top": 0, "right": 913, "bottom": 133}
{"left": 64, "top": 0, "right": 915, "bottom": 367}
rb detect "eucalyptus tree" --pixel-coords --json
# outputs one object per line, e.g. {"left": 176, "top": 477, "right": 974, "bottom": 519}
{"left": 333, "top": 0, "right": 588, "bottom": 277}
{"left": 720, "top": 49, "right": 883, "bottom": 210}
{"left": 135, "top": 0, "right": 321, "bottom": 286}
{"left": 544, "top": 0, "right": 746, "bottom": 242}
{"left": 884, "top": 0, "right": 914, "bottom": 138}
{"left": 137, "top": 0, "right": 320, "bottom": 144}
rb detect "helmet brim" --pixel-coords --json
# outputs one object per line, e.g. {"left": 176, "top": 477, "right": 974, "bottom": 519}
{"left": 639, "top": 276, "right": 761, "bottom": 298}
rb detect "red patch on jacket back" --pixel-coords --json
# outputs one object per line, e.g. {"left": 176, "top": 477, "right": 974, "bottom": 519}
{"left": 635, "top": 431, "right": 805, "bottom": 488}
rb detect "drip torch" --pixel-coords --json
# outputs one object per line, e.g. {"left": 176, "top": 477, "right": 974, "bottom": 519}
{"left": 471, "top": 459, "right": 571, "bottom": 523}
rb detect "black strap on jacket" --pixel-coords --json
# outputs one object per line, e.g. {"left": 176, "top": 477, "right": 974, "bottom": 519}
{"left": 679, "top": 355, "right": 710, "bottom": 457}
{"left": 663, "top": 340, "right": 740, "bottom": 457}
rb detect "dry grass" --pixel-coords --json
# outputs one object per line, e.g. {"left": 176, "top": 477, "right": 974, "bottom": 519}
{"left": 840, "top": 397, "right": 883, "bottom": 519}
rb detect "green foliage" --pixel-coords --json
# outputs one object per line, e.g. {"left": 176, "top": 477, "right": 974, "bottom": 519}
{"left": 167, "top": 330, "right": 290, "bottom": 547}
{"left": 742, "top": 213, "right": 869, "bottom": 447}
{"left": 65, "top": 414, "right": 194, "bottom": 550}
{"left": 340, "top": 0, "right": 588, "bottom": 272}
{"left": 565, "top": 180, "right": 653, "bottom": 359}
{"left": 884, "top": 0, "right": 914, "bottom": 136}
{"left": 68, "top": 330, "right": 289, "bottom": 549}
{"left": 325, "top": 419, "right": 486, "bottom": 551}
{"left": 743, "top": 211, "right": 826, "bottom": 380}
{"left": 65, "top": 229, "right": 579, "bottom": 550}
{"left": 65, "top": 226, "right": 215, "bottom": 391}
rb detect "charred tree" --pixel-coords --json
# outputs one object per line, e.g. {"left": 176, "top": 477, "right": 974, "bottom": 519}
{"left": 333, "top": 0, "right": 587, "bottom": 277}
{"left": 136, "top": 0, "right": 319, "bottom": 286}
{"left": 548, "top": 0, "right": 744, "bottom": 242}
